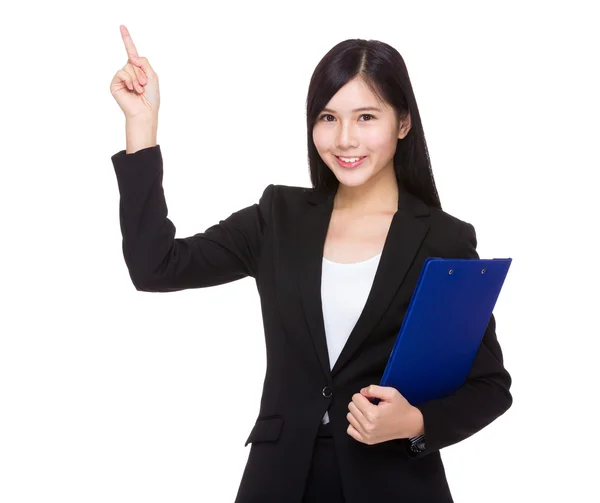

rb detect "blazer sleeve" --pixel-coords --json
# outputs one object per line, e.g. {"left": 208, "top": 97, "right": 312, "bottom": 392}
{"left": 111, "top": 145, "right": 275, "bottom": 292}
{"left": 405, "top": 222, "right": 513, "bottom": 458}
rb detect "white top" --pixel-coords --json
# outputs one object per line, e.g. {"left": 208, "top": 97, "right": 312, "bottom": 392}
{"left": 320, "top": 251, "right": 382, "bottom": 424}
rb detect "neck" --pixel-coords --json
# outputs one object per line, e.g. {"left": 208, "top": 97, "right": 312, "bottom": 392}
{"left": 333, "top": 165, "right": 398, "bottom": 213}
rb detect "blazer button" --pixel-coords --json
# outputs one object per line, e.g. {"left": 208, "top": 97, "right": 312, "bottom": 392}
{"left": 322, "top": 386, "right": 332, "bottom": 398}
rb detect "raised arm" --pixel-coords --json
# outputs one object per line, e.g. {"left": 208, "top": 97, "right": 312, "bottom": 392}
{"left": 110, "top": 26, "right": 274, "bottom": 292}
{"left": 112, "top": 145, "right": 275, "bottom": 292}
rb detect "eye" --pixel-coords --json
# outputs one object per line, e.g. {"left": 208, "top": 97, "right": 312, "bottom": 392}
{"left": 318, "top": 114, "right": 375, "bottom": 122}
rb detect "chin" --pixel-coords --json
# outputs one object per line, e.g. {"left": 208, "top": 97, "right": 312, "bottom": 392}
{"left": 331, "top": 167, "right": 374, "bottom": 188}
{"left": 336, "top": 176, "right": 369, "bottom": 188}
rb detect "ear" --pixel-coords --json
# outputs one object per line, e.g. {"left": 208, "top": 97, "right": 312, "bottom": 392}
{"left": 397, "top": 111, "right": 412, "bottom": 140}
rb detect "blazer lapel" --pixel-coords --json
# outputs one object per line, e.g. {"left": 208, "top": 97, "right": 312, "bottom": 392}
{"left": 294, "top": 184, "right": 431, "bottom": 380}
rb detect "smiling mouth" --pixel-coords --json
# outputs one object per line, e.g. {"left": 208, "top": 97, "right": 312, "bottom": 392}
{"left": 334, "top": 156, "right": 367, "bottom": 168}
{"left": 335, "top": 155, "right": 366, "bottom": 161}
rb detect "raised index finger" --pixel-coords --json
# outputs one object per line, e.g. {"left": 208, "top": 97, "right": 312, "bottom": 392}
{"left": 120, "top": 25, "right": 139, "bottom": 60}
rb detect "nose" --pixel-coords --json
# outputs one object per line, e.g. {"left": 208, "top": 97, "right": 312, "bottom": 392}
{"left": 335, "top": 122, "right": 358, "bottom": 150}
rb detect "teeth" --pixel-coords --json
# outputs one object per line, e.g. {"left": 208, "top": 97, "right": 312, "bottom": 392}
{"left": 339, "top": 157, "right": 362, "bottom": 162}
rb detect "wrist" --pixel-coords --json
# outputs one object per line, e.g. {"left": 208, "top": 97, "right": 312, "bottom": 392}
{"left": 125, "top": 111, "right": 158, "bottom": 124}
{"left": 125, "top": 114, "right": 158, "bottom": 154}
{"left": 408, "top": 406, "right": 425, "bottom": 437}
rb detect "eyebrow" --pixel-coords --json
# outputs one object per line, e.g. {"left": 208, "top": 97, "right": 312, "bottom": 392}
{"left": 321, "top": 106, "right": 382, "bottom": 114}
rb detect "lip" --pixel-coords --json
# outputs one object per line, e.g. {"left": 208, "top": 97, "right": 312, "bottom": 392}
{"left": 335, "top": 155, "right": 366, "bottom": 168}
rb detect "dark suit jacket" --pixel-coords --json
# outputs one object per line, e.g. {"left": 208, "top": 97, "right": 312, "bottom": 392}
{"left": 111, "top": 144, "right": 513, "bottom": 503}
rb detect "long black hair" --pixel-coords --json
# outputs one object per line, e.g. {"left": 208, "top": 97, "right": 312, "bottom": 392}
{"left": 306, "top": 39, "right": 442, "bottom": 210}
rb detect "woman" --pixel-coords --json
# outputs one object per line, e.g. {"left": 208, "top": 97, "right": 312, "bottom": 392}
{"left": 110, "top": 25, "right": 512, "bottom": 503}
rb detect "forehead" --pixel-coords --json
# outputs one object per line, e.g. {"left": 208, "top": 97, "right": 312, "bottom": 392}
{"left": 324, "top": 77, "right": 390, "bottom": 113}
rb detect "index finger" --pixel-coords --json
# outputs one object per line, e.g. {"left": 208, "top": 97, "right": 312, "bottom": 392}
{"left": 352, "top": 393, "right": 377, "bottom": 414}
{"left": 120, "top": 25, "right": 139, "bottom": 60}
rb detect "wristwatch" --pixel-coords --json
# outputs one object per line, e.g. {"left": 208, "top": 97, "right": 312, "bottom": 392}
{"left": 409, "top": 434, "right": 426, "bottom": 453}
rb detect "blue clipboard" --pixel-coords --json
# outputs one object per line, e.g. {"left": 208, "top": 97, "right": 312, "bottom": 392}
{"left": 378, "top": 257, "right": 512, "bottom": 405}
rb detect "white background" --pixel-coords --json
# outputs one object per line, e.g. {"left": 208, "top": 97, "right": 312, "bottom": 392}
{"left": 1, "top": 1, "right": 598, "bottom": 501}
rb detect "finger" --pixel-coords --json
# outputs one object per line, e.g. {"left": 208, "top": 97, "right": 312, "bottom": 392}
{"left": 361, "top": 384, "right": 391, "bottom": 398}
{"left": 133, "top": 64, "right": 147, "bottom": 85}
{"left": 347, "top": 423, "right": 366, "bottom": 443}
{"left": 348, "top": 402, "right": 370, "bottom": 431}
{"left": 124, "top": 62, "right": 144, "bottom": 93}
{"left": 352, "top": 392, "right": 376, "bottom": 416}
{"left": 116, "top": 69, "right": 134, "bottom": 91}
{"left": 117, "top": 68, "right": 143, "bottom": 94}
{"left": 120, "top": 24, "right": 140, "bottom": 61}
{"left": 129, "top": 55, "right": 156, "bottom": 79}
{"left": 347, "top": 409, "right": 367, "bottom": 435}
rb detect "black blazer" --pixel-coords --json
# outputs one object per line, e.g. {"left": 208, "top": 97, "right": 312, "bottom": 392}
{"left": 112, "top": 145, "right": 512, "bottom": 503}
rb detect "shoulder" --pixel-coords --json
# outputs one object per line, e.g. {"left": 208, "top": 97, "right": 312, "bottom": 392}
{"left": 258, "top": 183, "right": 315, "bottom": 211}
{"left": 419, "top": 203, "right": 477, "bottom": 256}
{"left": 258, "top": 183, "right": 310, "bottom": 198}
{"left": 270, "top": 184, "right": 314, "bottom": 199}
{"left": 252, "top": 184, "right": 315, "bottom": 227}
{"left": 429, "top": 205, "right": 473, "bottom": 234}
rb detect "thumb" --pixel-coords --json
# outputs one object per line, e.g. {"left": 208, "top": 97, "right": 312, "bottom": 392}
{"left": 130, "top": 55, "right": 156, "bottom": 78}
{"left": 360, "top": 385, "right": 395, "bottom": 400}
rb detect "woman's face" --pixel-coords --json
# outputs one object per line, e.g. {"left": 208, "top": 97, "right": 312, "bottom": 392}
{"left": 312, "top": 76, "right": 411, "bottom": 189}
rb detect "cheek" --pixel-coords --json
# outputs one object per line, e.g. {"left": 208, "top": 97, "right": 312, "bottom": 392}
{"left": 363, "top": 129, "right": 393, "bottom": 152}
{"left": 312, "top": 129, "right": 329, "bottom": 153}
